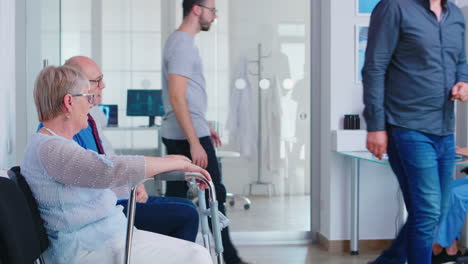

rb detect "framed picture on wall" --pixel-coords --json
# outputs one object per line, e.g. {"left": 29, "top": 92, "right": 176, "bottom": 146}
{"left": 355, "top": 25, "right": 369, "bottom": 84}
{"left": 356, "top": 0, "right": 380, "bottom": 15}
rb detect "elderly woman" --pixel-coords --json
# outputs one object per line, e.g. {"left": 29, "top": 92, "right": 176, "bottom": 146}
{"left": 21, "top": 65, "right": 213, "bottom": 264}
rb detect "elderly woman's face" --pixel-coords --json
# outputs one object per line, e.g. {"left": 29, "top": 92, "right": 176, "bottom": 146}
{"left": 73, "top": 84, "right": 93, "bottom": 130}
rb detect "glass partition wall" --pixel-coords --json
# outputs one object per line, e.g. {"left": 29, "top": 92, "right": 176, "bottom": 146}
{"left": 211, "top": 0, "right": 311, "bottom": 235}
{"left": 19, "top": 0, "right": 62, "bottom": 160}
{"left": 29, "top": 0, "right": 311, "bottom": 239}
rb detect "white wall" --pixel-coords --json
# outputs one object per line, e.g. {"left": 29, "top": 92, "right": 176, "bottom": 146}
{"left": 319, "top": 0, "right": 400, "bottom": 240}
{"left": 0, "top": 0, "right": 16, "bottom": 169}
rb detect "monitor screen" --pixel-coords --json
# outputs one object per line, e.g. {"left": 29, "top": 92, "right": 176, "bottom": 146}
{"left": 98, "top": 104, "right": 118, "bottom": 127}
{"left": 126, "top": 89, "right": 165, "bottom": 117}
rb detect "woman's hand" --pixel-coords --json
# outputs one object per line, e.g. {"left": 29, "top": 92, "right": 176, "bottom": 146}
{"left": 164, "top": 154, "right": 191, "bottom": 162}
{"left": 144, "top": 156, "right": 212, "bottom": 190}
{"left": 177, "top": 160, "right": 212, "bottom": 190}
{"left": 160, "top": 155, "right": 210, "bottom": 181}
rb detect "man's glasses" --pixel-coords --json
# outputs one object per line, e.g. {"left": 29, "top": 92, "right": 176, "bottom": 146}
{"left": 89, "top": 75, "right": 104, "bottom": 87}
{"left": 72, "top": 93, "right": 95, "bottom": 104}
{"left": 196, "top": 4, "right": 217, "bottom": 14}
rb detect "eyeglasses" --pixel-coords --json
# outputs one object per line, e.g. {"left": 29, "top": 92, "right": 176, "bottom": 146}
{"left": 196, "top": 4, "right": 218, "bottom": 14}
{"left": 89, "top": 75, "right": 104, "bottom": 87}
{"left": 72, "top": 93, "right": 95, "bottom": 104}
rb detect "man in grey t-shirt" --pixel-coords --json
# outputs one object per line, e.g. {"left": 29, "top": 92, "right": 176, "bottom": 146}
{"left": 161, "top": 1, "right": 249, "bottom": 264}
{"left": 161, "top": 31, "right": 210, "bottom": 140}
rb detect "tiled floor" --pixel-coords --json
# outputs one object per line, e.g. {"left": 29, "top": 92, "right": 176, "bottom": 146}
{"left": 227, "top": 195, "right": 310, "bottom": 232}
{"left": 235, "top": 244, "right": 378, "bottom": 264}
{"left": 221, "top": 195, "right": 380, "bottom": 263}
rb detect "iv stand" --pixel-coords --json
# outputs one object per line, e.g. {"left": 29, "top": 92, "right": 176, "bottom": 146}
{"left": 248, "top": 43, "right": 275, "bottom": 196}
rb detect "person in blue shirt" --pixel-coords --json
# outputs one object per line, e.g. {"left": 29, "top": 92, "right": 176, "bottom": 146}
{"left": 363, "top": 0, "right": 468, "bottom": 263}
{"left": 430, "top": 147, "right": 468, "bottom": 264}
{"left": 56, "top": 56, "right": 200, "bottom": 242}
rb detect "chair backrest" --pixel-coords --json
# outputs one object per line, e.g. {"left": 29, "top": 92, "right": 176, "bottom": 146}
{"left": 0, "top": 166, "right": 49, "bottom": 264}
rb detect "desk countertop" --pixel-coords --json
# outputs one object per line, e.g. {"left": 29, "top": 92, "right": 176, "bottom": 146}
{"left": 337, "top": 150, "right": 468, "bottom": 166}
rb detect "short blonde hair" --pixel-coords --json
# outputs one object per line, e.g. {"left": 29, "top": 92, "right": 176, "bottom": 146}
{"left": 34, "top": 65, "right": 89, "bottom": 122}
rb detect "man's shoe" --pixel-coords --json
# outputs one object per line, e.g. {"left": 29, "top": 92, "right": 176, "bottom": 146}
{"left": 432, "top": 249, "right": 462, "bottom": 264}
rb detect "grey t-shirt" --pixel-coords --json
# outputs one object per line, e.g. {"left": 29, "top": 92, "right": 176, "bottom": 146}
{"left": 161, "top": 31, "right": 210, "bottom": 140}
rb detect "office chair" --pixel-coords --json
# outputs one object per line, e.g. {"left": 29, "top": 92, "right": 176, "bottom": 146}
{"left": 1, "top": 167, "right": 49, "bottom": 264}
{"left": 216, "top": 151, "right": 252, "bottom": 210}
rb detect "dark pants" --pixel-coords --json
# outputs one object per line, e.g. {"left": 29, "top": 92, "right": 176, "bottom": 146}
{"left": 163, "top": 136, "right": 241, "bottom": 264}
{"left": 117, "top": 196, "right": 199, "bottom": 242}
{"left": 374, "top": 127, "right": 455, "bottom": 264}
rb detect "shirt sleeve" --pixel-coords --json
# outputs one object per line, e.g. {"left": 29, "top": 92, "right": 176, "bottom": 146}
{"left": 362, "top": 0, "right": 401, "bottom": 132}
{"left": 456, "top": 13, "right": 468, "bottom": 83}
{"left": 39, "top": 138, "right": 146, "bottom": 189}
{"left": 166, "top": 40, "right": 196, "bottom": 78}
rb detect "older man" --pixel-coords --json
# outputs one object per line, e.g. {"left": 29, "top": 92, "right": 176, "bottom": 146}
{"left": 62, "top": 56, "right": 200, "bottom": 242}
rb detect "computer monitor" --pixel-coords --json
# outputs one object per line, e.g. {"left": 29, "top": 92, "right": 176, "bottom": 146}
{"left": 98, "top": 104, "right": 118, "bottom": 127}
{"left": 126, "top": 89, "right": 165, "bottom": 127}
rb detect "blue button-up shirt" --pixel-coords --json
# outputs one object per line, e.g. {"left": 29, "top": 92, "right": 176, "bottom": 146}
{"left": 363, "top": 0, "right": 468, "bottom": 135}
{"left": 37, "top": 122, "right": 99, "bottom": 153}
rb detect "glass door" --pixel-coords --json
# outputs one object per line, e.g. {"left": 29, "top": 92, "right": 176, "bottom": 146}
{"left": 228, "top": 1, "right": 310, "bottom": 234}
{"left": 38, "top": 0, "right": 62, "bottom": 66}
{"left": 186, "top": 0, "right": 312, "bottom": 235}
{"left": 23, "top": 0, "right": 62, "bottom": 148}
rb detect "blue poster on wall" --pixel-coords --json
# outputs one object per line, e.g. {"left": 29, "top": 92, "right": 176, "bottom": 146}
{"left": 357, "top": 26, "right": 369, "bottom": 83}
{"left": 359, "top": 0, "right": 380, "bottom": 14}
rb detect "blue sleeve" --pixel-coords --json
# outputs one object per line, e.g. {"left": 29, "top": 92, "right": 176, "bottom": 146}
{"left": 73, "top": 133, "right": 87, "bottom": 149}
{"left": 73, "top": 125, "right": 99, "bottom": 153}
{"left": 362, "top": 0, "right": 401, "bottom": 132}
{"left": 456, "top": 10, "right": 468, "bottom": 83}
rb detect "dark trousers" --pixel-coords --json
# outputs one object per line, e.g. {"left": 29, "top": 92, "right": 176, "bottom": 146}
{"left": 117, "top": 196, "right": 199, "bottom": 242}
{"left": 163, "top": 136, "right": 241, "bottom": 264}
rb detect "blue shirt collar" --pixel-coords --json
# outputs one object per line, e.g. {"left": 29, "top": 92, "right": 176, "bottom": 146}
{"left": 419, "top": 0, "right": 448, "bottom": 10}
